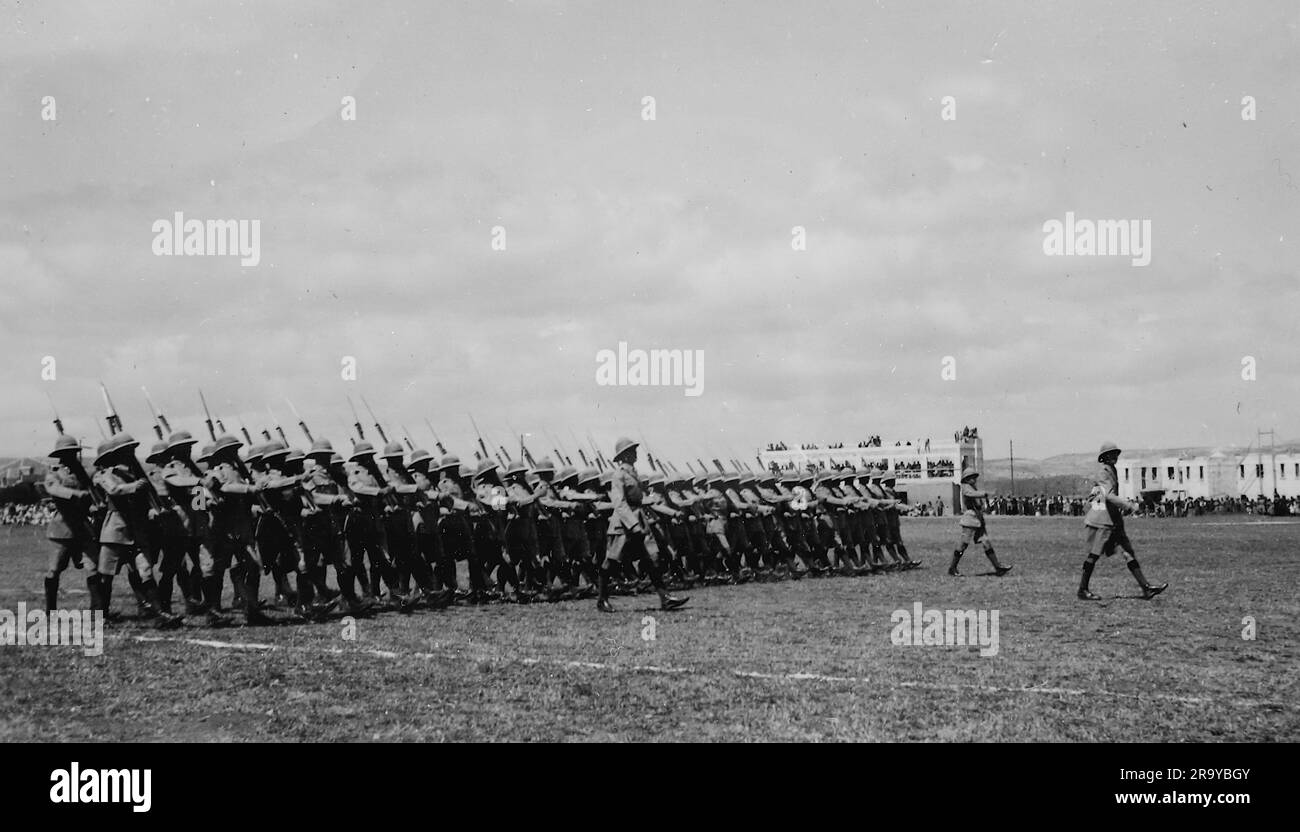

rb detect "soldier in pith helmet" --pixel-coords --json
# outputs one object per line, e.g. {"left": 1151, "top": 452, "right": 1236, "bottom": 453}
{"left": 1079, "top": 442, "right": 1167, "bottom": 601}
{"left": 949, "top": 466, "right": 1011, "bottom": 578}
{"left": 41, "top": 436, "right": 96, "bottom": 612}
{"left": 596, "top": 438, "right": 687, "bottom": 613}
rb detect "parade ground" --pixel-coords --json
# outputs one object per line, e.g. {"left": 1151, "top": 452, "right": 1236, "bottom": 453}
{"left": 1, "top": 516, "right": 1296, "bottom": 742}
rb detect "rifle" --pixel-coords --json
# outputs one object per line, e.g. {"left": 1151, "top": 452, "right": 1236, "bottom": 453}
{"left": 586, "top": 430, "right": 608, "bottom": 469}
{"left": 46, "top": 392, "right": 65, "bottom": 437}
{"left": 267, "top": 405, "right": 289, "bottom": 445}
{"left": 361, "top": 396, "right": 389, "bottom": 444}
{"left": 468, "top": 413, "right": 492, "bottom": 463}
{"left": 142, "top": 387, "right": 166, "bottom": 440}
{"left": 400, "top": 425, "right": 415, "bottom": 452}
{"left": 285, "top": 398, "right": 314, "bottom": 443}
{"left": 347, "top": 396, "right": 366, "bottom": 442}
{"left": 507, "top": 423, "right": 535, "bottom": 467}
{"left": 198, "top": 389, "right": 217, "bottom": 441}
{"left": 576, "top": 448, "right": 590, "bottom": 467}
{"left": 47, "top": 394, "right": 104, "bottom": 508}
{"left": 99, "top": 382, "right": 123, "bottom": 435}
{"left": 423, "top": 418, "right": 448, "bottom": 456}
{"left": 99, "top": 382, "right": 164, "bottom": 512}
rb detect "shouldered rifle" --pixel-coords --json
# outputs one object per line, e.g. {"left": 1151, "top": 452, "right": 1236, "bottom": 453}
{"left": 198, "top": 389, "right": 217, "bottom": 441}
{"left": 347, "top": 396, "right": 366, "bottom": 441}
{"left": 142, "top": 387, "right": 166, "bottom": 440}
{"left": 285, "top": 398, "right": 313, "bottom": 443}
{"left": 99, "top": 382, "right": 164, "bottom": 512}
{"left": 469, "top": 413, "right": 492, "bottom": 462}
{"left": 361, "top": 396, "right": 389, "bottom": 444}
{"left": 423, "top": 418, "right": 448, "bottom": 455}
{"left": 267, "top": 405, "right": 289, "bottom": 445}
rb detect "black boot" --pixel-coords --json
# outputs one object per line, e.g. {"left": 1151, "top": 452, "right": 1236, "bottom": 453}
{"left": 948, "top": 549, "right": 964, "bottom": 577}
{"left": 1129, "top": 560, "right": 1167, "bottom": 599}
{"left": 141, "top": 578, "right": 183, "bottom": 628}
{"left": 44, "top": 576, "right": 59, "bottom": 612}
{"left": 985, "top": 548, "right": 1012, "bottom": 576}
{"left": 1077, "top": 558, "right": 1100, "bottom": 600}
{"left": 596, "top": 562, "right": 614, "bottom": 612}
{"left": 86, "top": 573, "right": 103, "bottom": 611}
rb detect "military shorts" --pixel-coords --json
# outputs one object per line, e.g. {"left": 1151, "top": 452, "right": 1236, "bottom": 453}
{"left": 959, "top": 524, "right": 987, "bottom": 545}
{"left": 605, "top": 530, "right": 649, "bottom": 563}
{"left": 1086, "top": 524, "right": 1131, "bottom": 557}
{"left": 47, "top": 539, "right": 92, "bottom": 574}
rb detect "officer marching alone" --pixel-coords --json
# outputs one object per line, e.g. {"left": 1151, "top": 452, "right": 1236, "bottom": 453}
{"left": 1079, "top": 442, "right": 1168, "bottom": 601}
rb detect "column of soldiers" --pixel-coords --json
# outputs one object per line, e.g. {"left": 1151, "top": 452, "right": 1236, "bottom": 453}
{"left": 41, "top": 427, "right": 933, "bottom": 625}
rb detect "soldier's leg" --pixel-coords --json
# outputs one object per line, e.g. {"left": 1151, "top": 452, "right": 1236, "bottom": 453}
{"left": 630, "top": 532, "right": 688, "bottom": 611}
{"left": 1115, "top": 530, "right": 1165, "bottom": 597}
{"left": 130, "top": 544, "right": 181, "bottom": 627}
{"left": 91, "top": 543, "right": 126, "bottom": 617}
{"left": 979, "top": 527, "right": 1011, "bottom": 575}
{"left": 949, "top": 528, "right": 974, "bottom": 576}
{"left": 596, "top": 532, "right": 625, "bottom": 609}
{"left": 43, "top": 542, "right": 77, "bottom": 612}
{"left": 156, "top": 535, "right": 195, "bottom": 614}
{"left": 1078, "top": 527, "right": 1105, "bottom": 600}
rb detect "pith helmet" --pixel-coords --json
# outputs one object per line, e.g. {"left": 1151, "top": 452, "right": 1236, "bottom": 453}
{"left": 381, "top": 441, "right": 405, "bottom": 459}
{"left": 473, "top": 459, "right": 500, "bottom": 481}
{"left": 349, "top": 441, "right": 376, "bottom": 462}
{"left": 1098, "top": 441, "right": 1121, "bottom": 461}
{"left": 48, "top": 435, "right": 85, "bottom": 458}
{"left": 196, "top": 443, "right": 215, "bottom": 463}
{"left": 438, "top": 454, "right": 461, "bottom": 472}
{"left": 307, "top": 438, "right": 335, "bottom": 458}
{"left": 556, "top": 465, "right": 578, "bottom": 486}
{"left": 532, "top": 457, "right": 556, "bottom": 476}
{"left": 960, "top": 466, "right": 979, "bottom": 482}
{"left": 407, "top": 448, "right": 432, "bottom": 469}
{"left": 95, "top": 432, "right": 140, "bottom": 466}
{"left": 502, "top": 459, "right": 529, "bottom": 478}
{"left": 146, "top": 440, "right": 170, "bottom": 463}
{"left": 612, "top": 437, "right": 638, "bottom": 462}
{"left": 211, "top": 434, "right": 243, "bottom": 456}
{"left": 576, "top": 467, "right": 601, "bottom": 488}
{"left": 261, "top": 440, "right": 289, "bottom": 462}
{"left": 166, "top": 430, "right": 198, "bottom": 451}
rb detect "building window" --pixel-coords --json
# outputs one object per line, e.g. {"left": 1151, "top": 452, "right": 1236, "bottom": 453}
{"left": 1199, "top": 466, "right": 1204, "bottom": 480}
{"left": 1124, "top": 469, "right": 1129, "bottom": 481}
{"left": 1167, "top": 466, "right": 1174, "bottom": 479}
{"left": 1240, "top": 465, "right": 1245, "bottom": 478}
{"left": 1256, "top": 463, "right": 1265, "bottom": 477}
{"left": 1282, "top": 465, "right": 1287, "bottom": 479}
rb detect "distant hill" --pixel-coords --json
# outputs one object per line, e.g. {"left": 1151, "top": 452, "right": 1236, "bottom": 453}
{"left": 987, "top": 440, "right": 1300, "bottom": 477}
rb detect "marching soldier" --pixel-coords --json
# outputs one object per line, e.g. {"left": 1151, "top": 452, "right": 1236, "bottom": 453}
{"left": 596, "top": 438, "right": 688, "bottom": 613}
{"left": 41, "top": 436, "right": 96, "bottom": 612}
{"left": 204, "top": 434, "right": 273, "bottom": 624}
{"left": 159, "top": 430, "right": 229, "bottom": 625}
{"left": 435, "top": 456, "right": 491, "bottom": 603}
{"left": 949, "top": 466, "right": 1012, "bottom": 578}
{"left": 880, "top": 474, "right": 921, "bottom": 569}
{"left": 378, "top": 442, "right": 453, "bottom": 607}
{"left": 144, "top": 440, "right": 198, "bottom": 616}
{"left": 346, "top": 442, "right": 418, "bottom": 610}
{"left": 1079, "top": 442, "right": 1168, "bottom": 601}
{"left": 300, "top": 441, "right": 369, "bottom": 614}
{"left": 89, "top": 433, "right": 181, "bottom": 627}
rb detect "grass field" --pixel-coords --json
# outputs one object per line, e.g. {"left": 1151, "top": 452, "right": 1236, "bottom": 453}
{"left": 1, "top": 516, "right": 1296, "bottom": 742}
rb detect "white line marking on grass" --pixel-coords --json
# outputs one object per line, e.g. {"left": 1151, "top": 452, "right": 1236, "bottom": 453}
{"left": 126, "top": 634, "right": 1295, "bottom": 712}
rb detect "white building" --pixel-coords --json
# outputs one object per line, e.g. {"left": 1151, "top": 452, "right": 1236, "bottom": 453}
{"left": 1116, "top": 449, "right": 1300, "bottom": 501}
{"left": 758, "top": 436, "right": 982, "bottom": 507}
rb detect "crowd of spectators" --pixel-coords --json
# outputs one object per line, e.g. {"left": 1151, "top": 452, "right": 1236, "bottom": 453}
{"left": 0, "top": 501, "right": 56, "bottom": 526}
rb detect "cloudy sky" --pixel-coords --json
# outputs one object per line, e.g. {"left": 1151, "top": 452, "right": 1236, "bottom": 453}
{"left": 2, "top": 0, "right": 1296, "bottom": 464}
